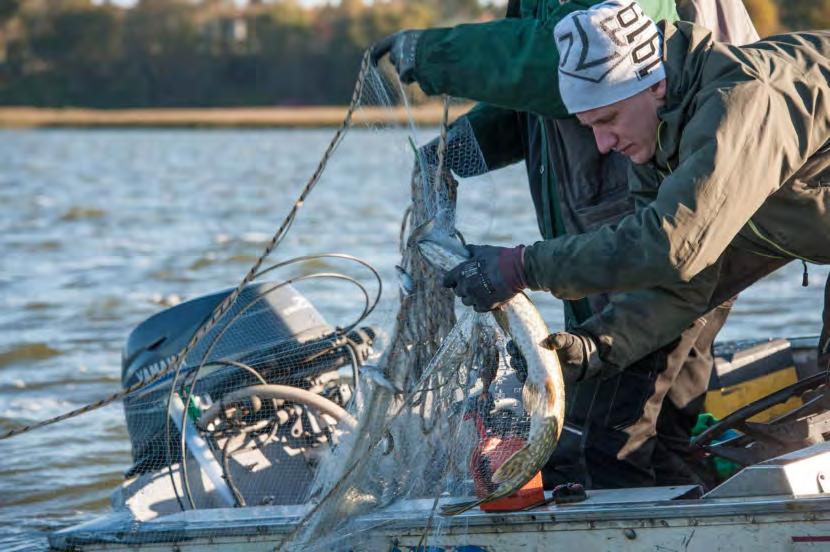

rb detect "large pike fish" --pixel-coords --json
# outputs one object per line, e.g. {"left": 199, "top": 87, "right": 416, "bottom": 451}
{"left": 416, "top": 225, "right": 566, "bottom": 516}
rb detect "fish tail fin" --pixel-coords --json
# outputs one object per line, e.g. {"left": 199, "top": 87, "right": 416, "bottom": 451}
{"left": 440, "top": 497, "right": 485, "bottom": 516}
{"left": 491, "top": 416, "right": 560, "bottom": 485}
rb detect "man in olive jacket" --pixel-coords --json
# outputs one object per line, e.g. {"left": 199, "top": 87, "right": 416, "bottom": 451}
{"left": 442, "top": 0, "right": 830, "bottom": 449}
{"left": 374, "top": 0, "right": 758, "bottom": 488}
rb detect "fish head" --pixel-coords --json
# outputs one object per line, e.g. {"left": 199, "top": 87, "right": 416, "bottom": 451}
{"left": 411, "top": 219, "right": 470, "bottom": 272}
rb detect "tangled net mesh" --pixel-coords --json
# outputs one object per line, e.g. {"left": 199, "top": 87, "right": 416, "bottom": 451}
{"left": 77, "top": 62, "right": 535, "bottom": 549}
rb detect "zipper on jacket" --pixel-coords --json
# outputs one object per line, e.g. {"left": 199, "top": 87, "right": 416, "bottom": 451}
{"left": 538, "top": 117, "right": 592, "bottom": 326}
{"left": 656, "top": 120, "right": 675, "bottom": 175}
{"left": 746, "top": 219, "right": 817, "bottom": 263}
{"left": 747, "top": 219, "right": 816, "bottom": 286}
{"left": 538, "top": 122, "right": 560, "bottom": 240}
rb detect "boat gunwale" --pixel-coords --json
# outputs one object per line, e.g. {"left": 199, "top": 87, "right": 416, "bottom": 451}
{"left": 50, "top": 491, "right": 830, "bottom": 547}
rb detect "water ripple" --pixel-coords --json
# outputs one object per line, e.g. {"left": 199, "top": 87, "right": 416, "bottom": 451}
{"left": 0, "top": 128, "right": 827, "bottom": 550}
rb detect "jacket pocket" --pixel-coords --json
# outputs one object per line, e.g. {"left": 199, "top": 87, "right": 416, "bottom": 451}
{"left": 566, "top": 358, "right": 661, "bottom": 432}
{"left": 606, "top": 365, "right": 661, "bottom": 431}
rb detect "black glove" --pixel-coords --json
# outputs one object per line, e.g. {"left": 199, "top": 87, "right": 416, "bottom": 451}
{"left": 542, "top": 330, "right": 605, "bottom": 383}
{"left": 442, "top": 244, "right": 527, "bottom": 313}
{"left": 370, "top": 30, "right": 422, "bottom": 84}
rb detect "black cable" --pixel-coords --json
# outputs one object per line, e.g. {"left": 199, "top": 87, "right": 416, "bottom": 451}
{"left": 222, "top": 434, "right": 247, "bottom": 508}
{"left": 165, "top": 253, "right": 381, "bottom": 511}
{"left": 178, "top": 358, "right": 274, "bottom": 509}
{"left": 209, "top": 358, "right": 283, "bottom": 447}
{"left": 169, "top": 270, "right": 374, "bottom": 510}
{"left": 214, "top": 359, "right": 268, "bottom": 385}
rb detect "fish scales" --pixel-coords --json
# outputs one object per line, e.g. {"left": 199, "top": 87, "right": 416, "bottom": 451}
{"left": 416, "top": 226, "right": 566, "bottom": 516}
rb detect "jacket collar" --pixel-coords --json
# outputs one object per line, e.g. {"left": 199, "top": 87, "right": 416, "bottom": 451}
{"left": 654, "top": 21, "right": 713, "bottom": 169}
{"left": 520, "top": 0, "right": 540, "bottom": 19}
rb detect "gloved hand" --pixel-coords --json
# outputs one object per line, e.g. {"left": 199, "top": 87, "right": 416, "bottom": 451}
{"left": 542, "top": 330, "right": 605, "bottom": 383}
{"left": 442, "top": 244, "right": 527, "bottom": 313}
{"left": 370, "top": 30, "right": 422, "bottom": 84}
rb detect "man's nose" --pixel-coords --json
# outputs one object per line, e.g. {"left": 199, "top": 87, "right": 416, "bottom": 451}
{"left": 593, "top": 128, "right": 617, "bottom": 154}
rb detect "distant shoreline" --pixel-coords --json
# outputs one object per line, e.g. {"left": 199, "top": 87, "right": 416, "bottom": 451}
{"left": 0, "top": 105, "right": 470, "bottom": 128}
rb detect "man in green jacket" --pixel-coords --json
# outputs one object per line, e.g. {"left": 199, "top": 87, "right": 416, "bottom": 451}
{"left": 373, "top": 0, "right": 758, "bottom": 489}
{"left": 440, "top": 0, "right": 830, "bottom": 435}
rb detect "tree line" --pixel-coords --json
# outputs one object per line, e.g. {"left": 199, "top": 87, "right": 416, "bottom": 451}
{"left": 0, "top": 0, "right": 826, "bottom": 108}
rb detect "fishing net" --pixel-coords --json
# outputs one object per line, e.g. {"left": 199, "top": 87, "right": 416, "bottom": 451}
{"left": 28, "top": 58, "right": 546, "bottom": 550}
{"left": 273, "top": 71, "right": 537, "bottom": 550}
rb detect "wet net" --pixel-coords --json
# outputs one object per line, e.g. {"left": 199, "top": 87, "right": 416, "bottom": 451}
{"left": 40, "top": 59, "right": 548, "bottom": 550}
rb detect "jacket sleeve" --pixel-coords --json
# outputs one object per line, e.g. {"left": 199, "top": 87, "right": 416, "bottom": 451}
{"left": 413, "top": 0, "right": 678, "bottom": 118}
{"left": 577, "top": 260, "right": 721, "bottom": 372}
{"left": 522, "top": 82, "right": 812, "bottom": 300}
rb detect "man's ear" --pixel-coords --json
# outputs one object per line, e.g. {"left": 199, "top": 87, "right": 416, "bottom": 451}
{"left": 650, "top": 79, "right": 667, "bottom": 101}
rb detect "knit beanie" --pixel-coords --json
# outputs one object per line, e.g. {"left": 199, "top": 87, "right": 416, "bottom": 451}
{"left": 554, "top": 0, "right": 665, "bottom": 114}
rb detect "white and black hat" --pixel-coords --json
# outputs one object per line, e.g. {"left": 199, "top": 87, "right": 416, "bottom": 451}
{"left": 554, "top": 0, "right": 665, "bottom": 114}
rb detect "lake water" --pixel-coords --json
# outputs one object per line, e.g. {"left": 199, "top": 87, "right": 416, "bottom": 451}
{"left": 0, "top": 128, "right": 827, "bottom": 551}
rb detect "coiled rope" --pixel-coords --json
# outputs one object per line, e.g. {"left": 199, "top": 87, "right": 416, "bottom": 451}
{"left": 0, "top": 51, "right": 373, "bottom": 442}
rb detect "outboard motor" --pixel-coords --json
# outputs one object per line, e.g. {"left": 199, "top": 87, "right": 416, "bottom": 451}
{"left": 121, "top": 282, "right": 374, "bottom": 479}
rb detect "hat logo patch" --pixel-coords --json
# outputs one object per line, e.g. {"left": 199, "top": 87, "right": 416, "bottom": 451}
{"left": 557, "top": 1, "right": 661, "bottom": 83}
